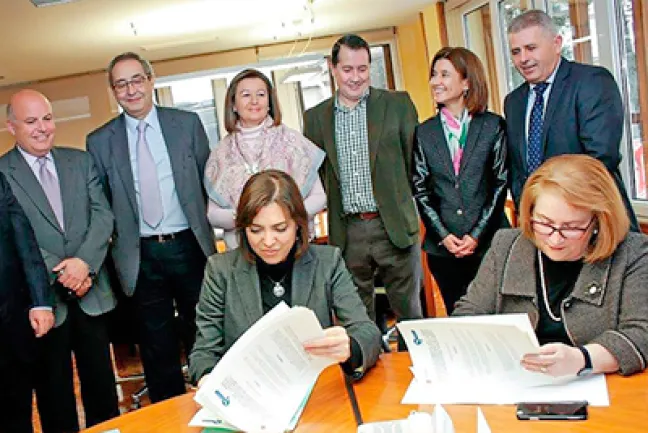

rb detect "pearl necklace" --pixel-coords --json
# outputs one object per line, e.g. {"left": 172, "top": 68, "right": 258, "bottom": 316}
{"left": 538, "top": 250, "right": 561, "bottom": 322}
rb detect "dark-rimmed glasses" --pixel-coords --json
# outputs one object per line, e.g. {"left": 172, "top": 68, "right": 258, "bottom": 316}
{"left": 530, "top": 218, "right": 594, "bottom": 240}
{"left": 112, "top": 74, "right": 149, "bottom": 93}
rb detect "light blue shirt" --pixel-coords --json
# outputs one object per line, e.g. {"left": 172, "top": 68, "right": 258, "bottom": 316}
{"left": 525, "top": 58, "right": 561, "bottom": 142}
{"left": 124, "top": 107, "right": 189, "bottom": 236}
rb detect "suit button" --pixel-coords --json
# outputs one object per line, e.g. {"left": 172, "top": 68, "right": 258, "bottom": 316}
{"left": 455, "top": 183, "right": 459, "bottom": 189}
{"left": 564, "top": 301, "right": 572, "bottom": 309}
{"left": 456, "top": 209, "right": 463, "bottom": 216}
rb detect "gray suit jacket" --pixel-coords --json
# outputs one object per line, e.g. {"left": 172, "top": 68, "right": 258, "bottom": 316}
{"left": 454, "top": 229, "right": 648, "bottom": 375}
{"left": 0, "top": 147, "right": 116, "bottom": 327}
{"left": 86, "top": 107, "right": 215, "bottom": 295}
{"left": 189, "top": 245, "right": 382, "bottom": 383}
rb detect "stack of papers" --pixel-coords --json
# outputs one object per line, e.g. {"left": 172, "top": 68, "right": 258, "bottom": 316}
{"left": 357, "top": 405, "right": 492, "bottom": 433}
{"left": 397, "top": 314, "right": 609, "bottom": 406}
{"left": 190, "top": 302, "right": 337, "bottom": 432}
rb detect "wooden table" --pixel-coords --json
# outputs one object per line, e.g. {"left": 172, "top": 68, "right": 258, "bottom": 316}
{"left": 81, "top": 364, "right": 356, "bottom": 433}
{"left": 83, "top": 352, "right": 648, "bottom": 432}
{"left": 355, "top": 353, "right": 648, "bottom": 432}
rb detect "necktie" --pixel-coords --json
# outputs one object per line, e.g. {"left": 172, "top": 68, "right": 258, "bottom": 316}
{"left": 137, "top": 120, "right": 163, "bottom": 228}
{"left": 527, "top": 82, "right": 549, "bottom": 174}
{"left": 37, "top": 156, "right": 65, "bottom": 231}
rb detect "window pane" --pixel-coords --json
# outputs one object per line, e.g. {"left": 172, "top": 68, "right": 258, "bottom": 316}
{"left": 465, "top": 3, "right": 502, "bottom": 113}
{"left": 617, "top": 0, "right": 647, "bottom": 199}
{"left": 498, "top": 0, "right": 532, "bottom": 91}
{"left": 370, "top": 46, "right": 390, "bottom": 90}
{"left": 547, "top": 0, "right": 598, "bottom": 64}
{"left": 168, "top": 77, "right": 220, "bottom": 145}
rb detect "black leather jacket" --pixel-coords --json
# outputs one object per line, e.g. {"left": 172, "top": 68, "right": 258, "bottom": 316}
{"left": 412, "top": 111, "right": 509, "bottom": 257}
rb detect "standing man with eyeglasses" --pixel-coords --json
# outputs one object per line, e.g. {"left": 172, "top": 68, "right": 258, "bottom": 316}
{"left": 87, "top": 52, "right": 215, "bottom": 402}
{"left": 504, "top": 9, "right": 638, "bottom": 230}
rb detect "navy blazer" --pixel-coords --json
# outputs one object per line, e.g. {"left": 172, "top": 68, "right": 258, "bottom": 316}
{"left": 0, "top": 172, "right": 51, "bottom": 323}
{"left": 504, "top": 58, "right": 638, "bottom": 230}
{"left": 413, "top": 111, "right": 509, "bottom": 257}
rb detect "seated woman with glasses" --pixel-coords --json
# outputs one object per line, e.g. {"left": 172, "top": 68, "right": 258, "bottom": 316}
{"left": 189, "top": 170, "right": 381, "bottom": 387}
{"left": 454, "top": 154, "right": 648, "bottom": 377}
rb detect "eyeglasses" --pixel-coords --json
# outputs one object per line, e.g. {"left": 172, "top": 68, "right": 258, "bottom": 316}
{"left": 112, "top": 74, "right": 149, "bottom": 93}
{"left": 530, "top": 218, "right": 595, "bottom": 240}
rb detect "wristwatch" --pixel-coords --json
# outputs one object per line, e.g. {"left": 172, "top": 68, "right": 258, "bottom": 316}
{"left": 577, "top": 345, "right": 594, "bottom": 376}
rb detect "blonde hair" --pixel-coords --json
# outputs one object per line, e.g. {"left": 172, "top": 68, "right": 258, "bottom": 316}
{"left": 519, "top": 154, "right": 630, "bottom": 263}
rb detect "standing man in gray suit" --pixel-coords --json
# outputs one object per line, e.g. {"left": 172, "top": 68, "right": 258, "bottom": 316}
{"left": 1, "top": 89, "right": 118, "bottom": 433}
{"left": 87, "top": 52, "right": 215, "bottom": 402}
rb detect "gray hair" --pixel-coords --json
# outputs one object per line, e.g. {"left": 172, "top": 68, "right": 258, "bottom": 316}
{"left": 107, "top": 52, "right": 154, "bottom": 86}
{"left": 507, "top": 9, "right": 558, "bottom": 37}
{"left": 6, "top": 103, "right": 14, "bottom": 121}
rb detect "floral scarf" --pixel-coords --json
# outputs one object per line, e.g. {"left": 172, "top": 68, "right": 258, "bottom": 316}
{"left": 204, "top": 116, "right": 325, "bottom": 208}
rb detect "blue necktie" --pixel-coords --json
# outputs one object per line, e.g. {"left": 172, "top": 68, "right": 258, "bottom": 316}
{"left": 527, "top": 82, "right": 549, "bottom": 174}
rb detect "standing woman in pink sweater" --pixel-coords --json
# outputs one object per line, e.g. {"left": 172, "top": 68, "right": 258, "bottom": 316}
{"left": 204, "top": 68, "right": 326, "bottom": 249}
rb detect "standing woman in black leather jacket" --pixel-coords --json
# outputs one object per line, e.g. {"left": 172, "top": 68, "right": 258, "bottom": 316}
{"left": 412, "top": 47, "right": 509, "bottom": 314}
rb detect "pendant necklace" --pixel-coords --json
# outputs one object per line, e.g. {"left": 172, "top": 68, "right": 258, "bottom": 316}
{"left": 538, "top": 250, "right": 561, "bottom": 322}
{"left": 267, "top": 273, "right": 288, "bottom": 298}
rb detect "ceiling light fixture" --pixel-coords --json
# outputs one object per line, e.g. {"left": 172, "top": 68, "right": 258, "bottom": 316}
{"left": 280, "top": 63, "right": 325, "bottom": 84}
{"left": 30, "top": 0, "right": 80, "bottom": 7}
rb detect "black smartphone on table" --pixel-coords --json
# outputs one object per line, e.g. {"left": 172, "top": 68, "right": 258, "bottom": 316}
{"left": 516, "top": 401, "right": 588, "bottom": 420}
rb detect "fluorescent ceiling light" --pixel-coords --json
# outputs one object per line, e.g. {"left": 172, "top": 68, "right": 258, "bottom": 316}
{"left": 30, "top": 0, "right": 80, "bottom": 7}
{"left": 281, "top": 64, "right": 325, "bottom": 84}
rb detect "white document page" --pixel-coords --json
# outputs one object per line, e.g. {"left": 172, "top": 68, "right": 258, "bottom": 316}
{"left": 357, "top": 407, "right": 454, "bottom": 433}
{"left": 402, "top": 371, "right": 609, "bottom": 406}
{"left": 195, "top": 303, "right": 336, "bottom": 433}
{"left": 476, "top": 407, "right": 491, "bottom": 433}
{"left": 398, "top": 314, "right": 573, "bottom": 388}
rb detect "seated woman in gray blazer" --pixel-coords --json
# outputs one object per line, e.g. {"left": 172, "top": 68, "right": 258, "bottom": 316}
{"left": 413, "top": 47, "right": 508, "bottom": 314}
{"left": 189, "top": 169, "right": 381, "bottom": 386}
{"left": 455, "top": 154, "right": 648, "bottom": 377}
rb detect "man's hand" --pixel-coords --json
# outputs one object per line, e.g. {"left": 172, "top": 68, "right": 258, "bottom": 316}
{"left": 74, "top": 277, "right": 93, "bottom": 298}
{"left": 29, "top": 309, "right": 55, "bottom": 338}
{"left": 303, "top": 326, "right": 351, "bottom": 363}
{"left": 53, "top": 258, "right": 90, "bottom": 292}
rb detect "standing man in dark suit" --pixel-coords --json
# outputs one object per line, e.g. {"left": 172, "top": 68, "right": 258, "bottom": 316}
{"left": 87, "top": 52, "right": 216, "bottom": 403}
{"left": 504, "top": 9, "right": 639, "bottom": 230}
{"left": 303, "top": 34, "right": 422, "bottom": 329}
{"left": 1, "top": 89, "right": 118, "bottom": 433}
{"left": 0, "top": 172, "right": 54, "bottom": 433}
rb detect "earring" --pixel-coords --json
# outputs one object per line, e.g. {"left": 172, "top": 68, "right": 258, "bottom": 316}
{"left": 593, "top": 229, "right": 599, "bottom": 235}
{"left": 463, "top": 88, "right": 469, "bottom": 97}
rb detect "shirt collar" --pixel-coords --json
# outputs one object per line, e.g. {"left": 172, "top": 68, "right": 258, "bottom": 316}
{"left": 124, "top": 105, "right": 160, "bottom": 135}
{"left": 17, "top": 145, "right": 52, "bottom": 168}
{"left": 334, "top": 87, "right": 370, "bottom": 111}
{"left": 531, "top": 58, "right": 561, "bottom": 90}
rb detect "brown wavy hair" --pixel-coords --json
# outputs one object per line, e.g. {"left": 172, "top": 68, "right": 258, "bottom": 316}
{"left": 223, "top": 68, "right": 282, "bottom": 133}
{"left": 430, "top": 47, "right": 489, "bottom": 115}
{"left": 236, "top": 170, "right": 309, "bottom": 263}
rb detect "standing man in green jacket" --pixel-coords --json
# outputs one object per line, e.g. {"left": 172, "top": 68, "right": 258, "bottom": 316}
{"left": 303, "top": 34, "right": 423, "bottom": 332}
